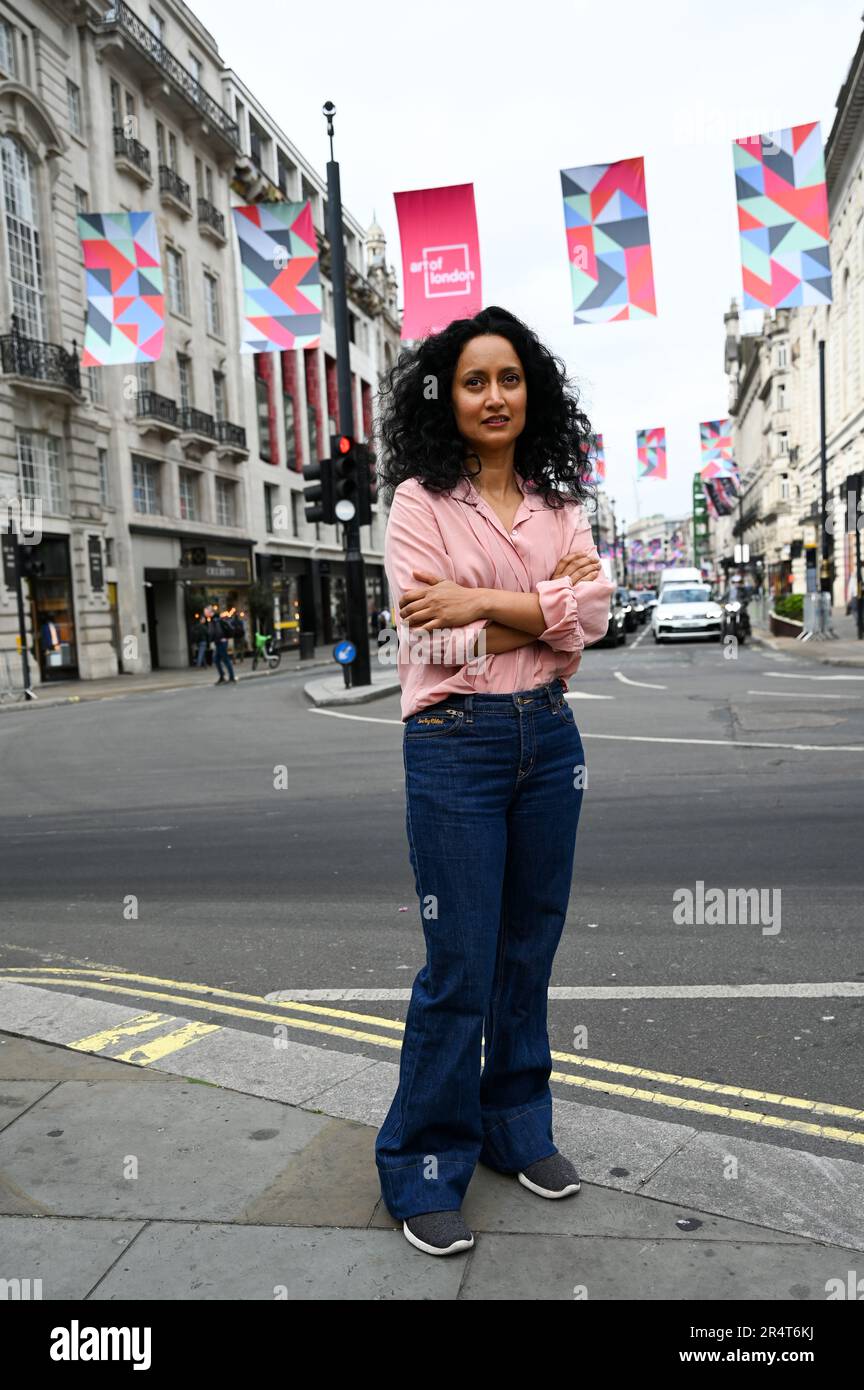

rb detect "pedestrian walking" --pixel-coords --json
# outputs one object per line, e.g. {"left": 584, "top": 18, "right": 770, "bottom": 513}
{"left": 205, "top": 605, "right": 236, "bottom": 685}
{"left": 191, "top": 612, "right": 209, "bottom": 667}
{"left": 374, "top": 304, "right": 614, "bottom": 1256}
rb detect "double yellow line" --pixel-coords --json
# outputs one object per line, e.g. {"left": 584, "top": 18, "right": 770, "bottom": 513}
{"left": 3, "top": 966, "right": 863, "bottom": 1146}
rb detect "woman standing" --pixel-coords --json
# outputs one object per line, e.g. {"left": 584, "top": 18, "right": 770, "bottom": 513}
{"left": 375, "top": 306, "right": 615, "bottom": 1256}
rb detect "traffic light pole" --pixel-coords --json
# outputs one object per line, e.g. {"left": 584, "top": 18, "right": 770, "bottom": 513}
{"left": 324, "top": 103, "right": 371, "bottom": 689}
{"left": 7, "top": 521, "right": 35, "bottom": 699}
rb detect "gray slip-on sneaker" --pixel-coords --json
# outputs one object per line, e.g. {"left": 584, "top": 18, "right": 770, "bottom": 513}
{"left": 517, "top": 1151, "right": 581, "bottom": 1197}
{"left": 403, "top": 1210, "right": 475, "bottom": 1255}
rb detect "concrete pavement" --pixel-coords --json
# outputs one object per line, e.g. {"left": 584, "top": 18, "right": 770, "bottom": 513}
{"left": 2, "top": 980, "right": 863, "bottom": 1300}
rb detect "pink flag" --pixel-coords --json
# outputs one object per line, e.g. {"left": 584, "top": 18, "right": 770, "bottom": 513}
{"left": 394, "top": 184, "right": 482, "bottom": 339}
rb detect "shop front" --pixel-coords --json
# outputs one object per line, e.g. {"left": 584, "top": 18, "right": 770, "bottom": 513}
{"left": 178, "top": 541, "right": 254, "bottom": 664}
{"left": 24, "top": 534, "right": 78, "bottom": 682}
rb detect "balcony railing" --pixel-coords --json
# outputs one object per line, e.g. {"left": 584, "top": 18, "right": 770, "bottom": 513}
{"left": 179, "top": 406, "right": 216, "bottom": 438}
{"left": 136, "top": 391, "right": 178, "bottom": 425}
{"left": 159, "top": 165, "right": 191, "bottom": 209}
{"left": 0, "top": 317, "right": 80, "bottom": 391}
{"left": 98, "top": 2, "right": 240, "bottom": 150}
{"left": 113, "top": 126, "right": 151, "bottom": 177}
{"left": 197, "top": 197, "right": 225, "bottom": 238}
{"left": 215, "top": 419, "right": 247, "bottom": 449}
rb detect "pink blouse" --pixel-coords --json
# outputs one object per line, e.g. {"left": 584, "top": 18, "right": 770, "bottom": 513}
{"left": 384, "top": 472, "right": 616, "bottom": 719}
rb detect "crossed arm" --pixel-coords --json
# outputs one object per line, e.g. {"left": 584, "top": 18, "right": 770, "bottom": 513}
{"left": 384, "top": 484, "right": 611, "bottom": 664}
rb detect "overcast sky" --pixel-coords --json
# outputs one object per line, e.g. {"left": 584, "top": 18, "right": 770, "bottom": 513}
{"left": 200, "top": 0, "right": 862, "bottom": 525}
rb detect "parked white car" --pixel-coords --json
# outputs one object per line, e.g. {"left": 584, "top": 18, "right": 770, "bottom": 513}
{"left": 652, "top": 584, "right": 724, "bottom": 642}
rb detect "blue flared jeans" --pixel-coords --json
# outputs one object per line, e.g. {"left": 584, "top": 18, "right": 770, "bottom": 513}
{"left": 375, "top": 677, "right": 586, "bottom": 1220}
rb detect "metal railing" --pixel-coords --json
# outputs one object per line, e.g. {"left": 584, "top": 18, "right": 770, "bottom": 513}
{"left": 0, "top": 316, "right": 80, "bottom": 391}
{"left": 112, "top": 126, "right": 151, "bottom": 176}
{"left": 99, "top": 2, "right": 240, "bottom": 149}
{"left": 136, "top": 391, "right": 178, "bottom": 425}
{"left": 215, "top": 419, "right": 247, "bottom": 449}
{"left": 197, "top": 197, "right": 225, "bottom": 238}
{"left": 159, "top": 165, "right": 191, "bottom": 208}
{"left": 179, "top": 406, "right": 216, "bottom": 438}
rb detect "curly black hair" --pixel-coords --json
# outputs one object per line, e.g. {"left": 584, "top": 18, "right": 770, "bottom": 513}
{"left": 376, "top": 304, "right": 598, "bottom": 512}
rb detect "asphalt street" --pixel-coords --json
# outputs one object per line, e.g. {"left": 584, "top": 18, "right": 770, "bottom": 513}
{"left": 1, "top": 630, "right": 862, "bottom": 1165}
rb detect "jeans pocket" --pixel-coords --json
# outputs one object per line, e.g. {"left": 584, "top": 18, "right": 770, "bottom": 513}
{"left": 404, "top": 707, "right": 465, "bottom": 738}
{"left": 551, "top": 696, "right": 576, "bottom": 725}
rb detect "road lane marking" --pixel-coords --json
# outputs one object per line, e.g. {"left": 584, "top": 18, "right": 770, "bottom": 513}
{"left": 266, "top": 983, "right": 864, "bottom": 1001}
{"left": 3, "top": 972, "right": 862, "bottom": 1137}
{"left": 69, "top": 1012, "right": 221, "bottom": 1062}
{"left": 614, "top": 671, "right": 667, "bottom": 689}
{"left": 763, "top": 672, "right": 864, "bottom": 681}
{"left": 746, "top": 690, "right": 854, "bottom": 699}
{"left": 307, "top": 707, "right": 864, "bottom": 749}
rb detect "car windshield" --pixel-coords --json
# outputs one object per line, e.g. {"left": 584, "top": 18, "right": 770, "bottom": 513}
{"left": 661, "top": 587, "right": 711, "bottom": 605}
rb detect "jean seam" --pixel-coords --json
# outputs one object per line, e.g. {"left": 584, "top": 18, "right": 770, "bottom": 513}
{"left": 483, "top": 1100, "right": 550, "bottom": 1136}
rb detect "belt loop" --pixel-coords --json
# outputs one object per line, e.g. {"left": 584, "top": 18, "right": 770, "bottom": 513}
{"left": 545, "top": 681, "right": 558, "bottom": 711}
{"left": 464, "top": 692, "right": 474, "bottom": 723}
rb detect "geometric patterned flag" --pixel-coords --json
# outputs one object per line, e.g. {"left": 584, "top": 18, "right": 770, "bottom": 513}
{"left": 580, "top": 432, "right": 606, "bottom": 483}
{"left": 561, "top": 156, "right": 657, "bottom": 324}
{"left": 232, "top": 200, "right": 321, "bottom": 352}
{"left": 78, "top": 212, "right": 164, "bottom": 366}
{"left": 732, "top": 122, "right": 832, "bottom": 309}
{"left": 699, "top": 418, "right": 738, "bottom": 479}
{"left": 637, "top": 426, "right": 667, "bottom": 479}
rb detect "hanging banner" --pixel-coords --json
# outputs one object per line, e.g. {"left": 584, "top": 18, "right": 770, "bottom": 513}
{"left": 561, "top": 156, "right": 657, "bottom": 324}
{"left": 637, "top": 427, "right": 667, "bottom": 479}
{"left": 78, "top": 212, "right": 164, "bottom": 366}
{"left": 233, "top": 200, "right": 321, "bottom": 352}
{"left": 732, "top": 122, "right": 832, "bottom": 309}
{"left": 699, "top": 418, "right": 737, "bottom": 479}
{"left": 394, "top": 184, "right": 482, "bottom": 339}
{"left": 580, "top": 433, "right": 606, "bottom": 484}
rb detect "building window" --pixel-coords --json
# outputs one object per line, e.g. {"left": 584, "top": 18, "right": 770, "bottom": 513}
{"left": 307, "top": 399, "right": 319, "bottom": 462}
{"left": 204, "top": 271, "right": 222, "bottom": 336}
{"left": 283, "top": 391, "right": 296, "bottom": 468}
{"left": 777, "top": 431, "right": 788, "bottom": 456}
{"left": 136, "top": 360, "right": 153, "bottom": 395}
{"left": 85, "top": 366, "right": 104, "bottom": 405}
{"left": 166, "top": 246, "right": 187, "bottom": 316}
{"left": 213, "top": 370, "right": 226, "bottom": 421}
{"left": 17, "top": 431, "right": 63, "bottom": 513}
{"left": 188, "top": 53, "right": 202, "bottom": 85}
{"left": 777, "top": 382, "right": 786, "bottom": 410}
{"left": 148, "top": 8, "right": 164, "bottom": 41}
{"left": 264, "top": 482, "right": 276, "bottom": 533}
{"left": 195, "top": 157, "right": 214, "bottom": 202}
{"left": 256, "top": 375, "right": 272, "bottom": 461}
{"left": 67, "top": 80, "right": 82, "bottom": 137}
{"left": 0, "top": 20, "right": 17, "bottom": 77}
{"left": 290, "top": 491, "right": 301, "bottom": 536}
{"left": 277, "top": 152, "right": 293, "bottom": 197}
{"left": 74, "top": 185, "right": 89, "bottom": 215}
{"left": 132, "top": 456, "right": 162, "bottom": 515}
{"left": 776, "top": 342, "right": 788, "bottom": 369}
{"left": 177, "top": 353, "right": 192, "bottom": 411}
{"left": 98, "top": 447, "right": 110, "bottom": 505}
{"left": 179, "top": 468, "right": 199, "bottom": 521}
{"left": 1, "top": 135, "right": 44, "bottom": 339}
{"left": 780, "top": 475, "right": 790, "bottom": 500}
{"left": 215, "top": 478, "right": 236, "bottom": 527}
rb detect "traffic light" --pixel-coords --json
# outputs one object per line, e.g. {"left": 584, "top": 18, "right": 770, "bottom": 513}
{"left": 18, "top": 547, "right": 46, "bottom": 578}
{"left": 302, "top": 454, "right": 335, "bottom": 525}
{"left": 331, "top": 435, "right": 378, "bottom": 528}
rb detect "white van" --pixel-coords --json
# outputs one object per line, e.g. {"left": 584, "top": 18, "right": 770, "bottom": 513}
{"left": 658, "top": 566, "right": 703, "bottom": 594}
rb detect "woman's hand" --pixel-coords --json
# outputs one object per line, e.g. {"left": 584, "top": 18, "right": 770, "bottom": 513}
{"left": 550, "top": 550, "right": 603, "bottom": 585}
{"left": 398, "top": 569, "right": 483, "bottom": 630}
